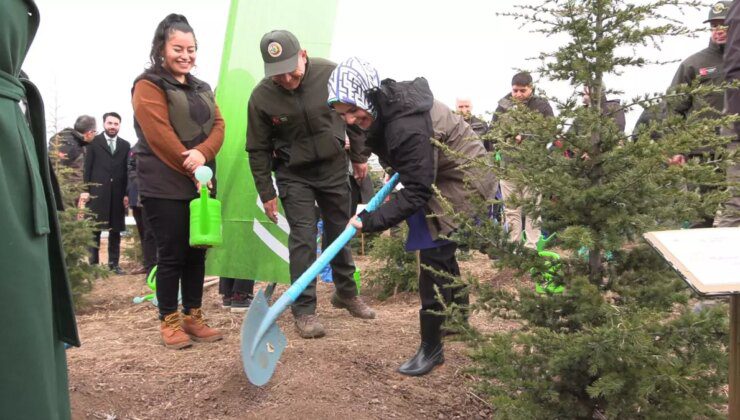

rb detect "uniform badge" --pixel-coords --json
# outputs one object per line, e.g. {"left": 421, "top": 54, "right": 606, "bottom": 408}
{"left": 699, "top": 66, "right": 717, "bottom": 76}
{"left": 713, "top": 2, "right": 726, "bottom": 14}
{"left": 271, "top": 115, "right": 289, "bottom": 126}
{"left": 267, "top": 42, "right": 282, "bottom": 58}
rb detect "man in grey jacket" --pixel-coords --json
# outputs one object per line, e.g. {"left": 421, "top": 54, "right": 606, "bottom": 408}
{"left": 491, "top": 72, "right": 554, "bottom": 249}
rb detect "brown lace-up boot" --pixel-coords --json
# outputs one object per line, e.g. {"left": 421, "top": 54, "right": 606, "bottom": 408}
{"left": 331, "top": 294, "right": 376, "bottom": 319}
{"left": 294, "top": 313, "right": 326, "bottom": 338}
{"left": 160, "top": 312, "right": 192, "bottom": 349}
{"left": 182, "top": 308, "right": 223, "bottom": 342}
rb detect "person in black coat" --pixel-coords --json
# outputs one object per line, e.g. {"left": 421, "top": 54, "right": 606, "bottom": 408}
{"left": 84, "top": 112, "right": 131, "bottom": 274}
{"left": 127, "top": 149, "right": 157, "bottom": 275}
{"left": 328, "top": 57, "right": 496, "bottom": 377}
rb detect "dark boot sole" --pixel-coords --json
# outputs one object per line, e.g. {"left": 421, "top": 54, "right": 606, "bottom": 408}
{"left": 295, "top": 328, "right": 326, "bottom": 339}
{"left": 163, "top": 340, "right": 193, "bottom": 350}
{"left": 330, "top": 295, "right": 376, "bottom": 319}
{"left": 188, "top": 334, "right": 223, "bottom": 343}
{"left": 397, "top": 356, "right": 445, "bottom": 377}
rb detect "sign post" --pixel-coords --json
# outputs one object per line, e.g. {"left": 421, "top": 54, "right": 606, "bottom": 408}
{"left": 644, "top": 227, "right": 740, "bottom": 418}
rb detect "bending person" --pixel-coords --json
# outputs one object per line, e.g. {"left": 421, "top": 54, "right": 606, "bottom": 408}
{"left": 328, "top": 58, "right": 496, "bottom": 376}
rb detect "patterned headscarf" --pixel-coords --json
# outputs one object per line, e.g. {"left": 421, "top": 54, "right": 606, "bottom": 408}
{"left": 327, "top": 57, "right": 380, "bottom": 116}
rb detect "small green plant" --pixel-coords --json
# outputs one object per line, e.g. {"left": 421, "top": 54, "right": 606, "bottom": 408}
{"left": 50, "top": 139, "right": 109, "bottom": 307}
{"left": 365, "top": 225, "right": 418, "bottom": 300}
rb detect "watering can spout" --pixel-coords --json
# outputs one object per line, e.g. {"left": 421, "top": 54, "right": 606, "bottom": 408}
{"left": 536, "top": 232, "right": 557, "bottom": 252}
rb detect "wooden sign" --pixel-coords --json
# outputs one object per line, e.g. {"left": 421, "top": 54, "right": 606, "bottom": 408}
{"left": 643, "top": 227, "right": 740, "bottom": 296}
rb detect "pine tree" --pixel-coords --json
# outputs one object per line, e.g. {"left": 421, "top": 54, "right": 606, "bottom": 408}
{"left": 453, "top": 0, "right": 738, "bottom": 417}
{"left": 366, "top": 225, "right": 419, "bottom": 300}
{"left": 49, "top": 139, "right": 109, "bottom": 307}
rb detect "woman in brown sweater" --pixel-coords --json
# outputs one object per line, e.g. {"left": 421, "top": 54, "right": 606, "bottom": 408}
{"left": 132, "top": 14, "right": 224, "bottom": 349}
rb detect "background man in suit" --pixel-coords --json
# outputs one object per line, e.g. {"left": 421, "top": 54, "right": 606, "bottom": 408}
{"left": 84, "top": 112, "right": 131, "bottom": 274}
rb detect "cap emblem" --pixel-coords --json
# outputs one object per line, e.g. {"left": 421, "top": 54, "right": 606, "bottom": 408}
{"left": 713, "top": 2, "right": 726, "bottom": 14}
{"left": 267, "top": 42, "right": 282, "bottom": 58}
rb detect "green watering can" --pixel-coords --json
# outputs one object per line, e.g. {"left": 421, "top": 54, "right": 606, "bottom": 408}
{"left": 533, "top": 233, "right": 565, "bottom": 294}
{"left": 189, "top": 166, "right": 223, "bottom": 248}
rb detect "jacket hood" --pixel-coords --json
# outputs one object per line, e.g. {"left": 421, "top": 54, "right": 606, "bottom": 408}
{"left": 369, "top": 78, "right": 434, "bottom": 123}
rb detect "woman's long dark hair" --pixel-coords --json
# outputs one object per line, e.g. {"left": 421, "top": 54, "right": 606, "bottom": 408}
{"left": 147, "top": 13, "right": 197, "bottom": 74}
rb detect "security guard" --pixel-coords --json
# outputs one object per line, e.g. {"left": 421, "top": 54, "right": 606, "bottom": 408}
{"left": 246, "top": 30, "right": 375, "bottom": 339}
{"left": 634, "top": 1, "right": 730, "bottom": 144}
{"left": 665, "top": 1, "right": 732, "bottom": 227}
{"left": 719, "top": 0, "right": 740, "bottom": 227}
{"left": 666, "top": 1, "right": 730, "bottom": 122}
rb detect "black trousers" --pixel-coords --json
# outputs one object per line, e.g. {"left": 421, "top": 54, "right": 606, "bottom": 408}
{"left": 132, "top": 205, "right": 157, "bottom": 273}
{"left": 276, "top": 171, "right": 357, "bottom": 316}
{"left": 418, "top": 242, "right": 464, "bottom": 313}
{"left": 90, "top": 230, "right": 121, "bottom": 266}
{"left": 142, "top": 197, "right": 206, "bottom": 318}
{"left": 219, "top": 277, "right": 255, "bottom": 296}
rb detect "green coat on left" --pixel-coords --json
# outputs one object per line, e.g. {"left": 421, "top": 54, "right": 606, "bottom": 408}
{"left": 0, "top": 0, "right": 80, "bottom": 419}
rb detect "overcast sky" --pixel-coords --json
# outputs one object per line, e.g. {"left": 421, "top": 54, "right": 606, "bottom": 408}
{"left": 25, "top": 0, "right": 709, "bottom": 141}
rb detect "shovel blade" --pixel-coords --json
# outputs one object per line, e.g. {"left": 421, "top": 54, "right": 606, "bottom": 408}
{"left": 241, "top": 289, "right": 287, "bottom": 386}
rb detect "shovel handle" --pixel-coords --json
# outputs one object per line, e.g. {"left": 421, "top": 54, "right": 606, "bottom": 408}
{"left": 251, "top": 173, "right": 400, "bottom": 352}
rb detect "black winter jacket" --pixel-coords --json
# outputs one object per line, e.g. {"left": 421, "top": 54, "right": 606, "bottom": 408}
{"left": 361, "top": 78, "right": 436, "bottom": 233}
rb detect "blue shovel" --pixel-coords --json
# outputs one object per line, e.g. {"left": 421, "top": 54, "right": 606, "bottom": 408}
{"left": 241, "top": 173, "right": 400, "bottom": 386}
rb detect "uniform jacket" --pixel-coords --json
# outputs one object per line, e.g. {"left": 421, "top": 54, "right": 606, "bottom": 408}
{"left": 726, "top": 0, "right": 740, "bottom": 139}
{"left": 246, "top": 57, "right": 355, "bottom": 202}
{"left": 361, "top": 78, "right": 497, "bottom": 239}
{"left": 49, "top": 128, "right": 88, "bottom": 184}
{"left": 84, "top": 133, "right": 130, "bottom": 231}
{"left": 667, "top": 41, "right": 725, "bottom": 120}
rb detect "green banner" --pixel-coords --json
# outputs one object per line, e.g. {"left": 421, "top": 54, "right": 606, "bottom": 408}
{"left": 206, "top": 0, "right": 339, "bottom": 283}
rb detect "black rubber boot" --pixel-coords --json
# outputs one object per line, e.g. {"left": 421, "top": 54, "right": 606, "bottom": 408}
{"left": 398, "top": 311, "right": 444, "bottom": 376}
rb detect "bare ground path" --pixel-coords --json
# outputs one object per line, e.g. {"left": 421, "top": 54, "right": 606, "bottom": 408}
{"left": 69, "top": 253, "right": 511, "bottom": 419}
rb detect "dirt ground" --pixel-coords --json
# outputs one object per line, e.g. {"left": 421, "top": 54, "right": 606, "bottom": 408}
{"left": 69, "top": 242, "right": 516, "bottom": 419}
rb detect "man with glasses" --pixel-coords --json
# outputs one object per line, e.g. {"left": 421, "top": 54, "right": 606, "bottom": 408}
{"left": 662, "top": 1, "right": 731, "bottom": 226}
{"left": 490, "top": 72, "right": 554, "bottom": 249}
{"left": 246, "top": 30, "right": 375, "bottom": 339}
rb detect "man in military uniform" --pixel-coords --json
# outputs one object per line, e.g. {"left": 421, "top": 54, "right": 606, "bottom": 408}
{"left": 719, "top": 0, "right": 740, "bottom": 227}
{"left": 246, "top": 30, "right": 375, "bottom": 339}
{"left": 634, "top": 2, "right": 730, "bottom": 145}
{"left": 665, "top": 1, "right": 731, "bottom": 226}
